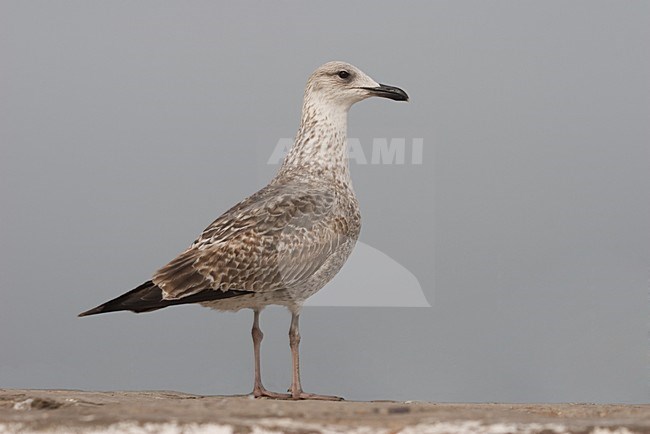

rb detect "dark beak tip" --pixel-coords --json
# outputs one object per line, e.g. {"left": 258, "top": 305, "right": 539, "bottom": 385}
{"left": 388, "top": 89, "right": 409, "bottom": 102}
{"left": 364, "top": 83, "right": 409, "bottom": 102}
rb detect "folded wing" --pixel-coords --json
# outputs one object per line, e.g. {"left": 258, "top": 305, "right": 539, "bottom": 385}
{"left": 153, "top": 181, "right": 353, "bottom": 300}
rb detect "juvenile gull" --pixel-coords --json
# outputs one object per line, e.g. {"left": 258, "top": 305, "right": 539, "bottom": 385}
{"left": 79, "top": 61, "right": 408, "bottom": 400}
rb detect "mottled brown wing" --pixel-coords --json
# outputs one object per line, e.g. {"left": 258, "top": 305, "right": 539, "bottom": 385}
{"left": 152, "top": 182, "right": 354, "bottom": 300}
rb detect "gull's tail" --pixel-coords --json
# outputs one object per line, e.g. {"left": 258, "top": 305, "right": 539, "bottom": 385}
{"left": 78, "top": 281, "right": 251, "bottom": 317}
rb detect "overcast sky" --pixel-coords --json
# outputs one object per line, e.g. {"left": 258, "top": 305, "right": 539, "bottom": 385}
{"left": 1, "top": 1, "right": 648, "bottom": 403}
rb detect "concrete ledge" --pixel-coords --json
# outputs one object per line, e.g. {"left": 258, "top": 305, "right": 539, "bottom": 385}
{"left": 1, "top": 389, "right": 648, "bottom": 433}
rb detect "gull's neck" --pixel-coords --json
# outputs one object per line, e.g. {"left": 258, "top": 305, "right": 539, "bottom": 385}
{"left": 276, "top": 94, "right": 351, "bottom": 185}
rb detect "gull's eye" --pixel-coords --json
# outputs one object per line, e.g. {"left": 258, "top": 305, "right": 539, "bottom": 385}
{"left": 338, "top": 70, "right": 350, "bottom": 79}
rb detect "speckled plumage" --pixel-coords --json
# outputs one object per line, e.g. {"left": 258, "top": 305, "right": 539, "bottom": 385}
{"left": 79, "top": 61, "right": 408, "bottom": 400}
{"left": 155, "top": 177, "right": 361, "bottom": 312}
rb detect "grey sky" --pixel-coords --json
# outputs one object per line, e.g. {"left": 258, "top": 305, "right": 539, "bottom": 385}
{"left": 1, "top": 1, "right": 648, "bottom": 403}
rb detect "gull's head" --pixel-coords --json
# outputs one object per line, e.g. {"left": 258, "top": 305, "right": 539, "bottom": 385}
{"left": 304, "top": 61, "right": 409, "bottom": 111}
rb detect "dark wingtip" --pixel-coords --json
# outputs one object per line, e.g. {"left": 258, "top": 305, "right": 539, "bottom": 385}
{"left": 78, "top": 306, "right": 104, "bottom": 317}
{"left": 77, "top": 280, "right": 253, "bottom": 318}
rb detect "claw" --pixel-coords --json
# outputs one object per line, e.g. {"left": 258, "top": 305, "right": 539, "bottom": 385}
{"left": 252, "top": 387, "right": 292, "bottom": 399}
{"left": 293, "top": 391, "right": 344, "bottom": 401}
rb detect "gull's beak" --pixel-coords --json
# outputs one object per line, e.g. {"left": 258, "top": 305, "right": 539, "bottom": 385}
{"left": 360, "top": 83, "right": 409, "bottom": 101}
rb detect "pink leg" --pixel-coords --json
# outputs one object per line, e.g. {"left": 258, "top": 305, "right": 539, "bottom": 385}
{"left": 251, "top": 309, "right": 290, "bottom": 399}
{"left": 288, "top": 310, "right": 343, "bottom": 401}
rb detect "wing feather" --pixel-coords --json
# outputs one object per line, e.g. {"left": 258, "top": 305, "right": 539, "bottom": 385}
{"left": 152, "top": 181, "right": 358, "bottom": 300}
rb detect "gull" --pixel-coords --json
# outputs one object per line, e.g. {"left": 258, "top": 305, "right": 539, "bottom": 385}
{"left": 79, "top": 61, "right": 408, "bottom": 400}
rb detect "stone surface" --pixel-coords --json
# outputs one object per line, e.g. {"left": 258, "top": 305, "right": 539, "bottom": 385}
{"left": 0, "top": 389, "right": 648, "bottom": 433}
